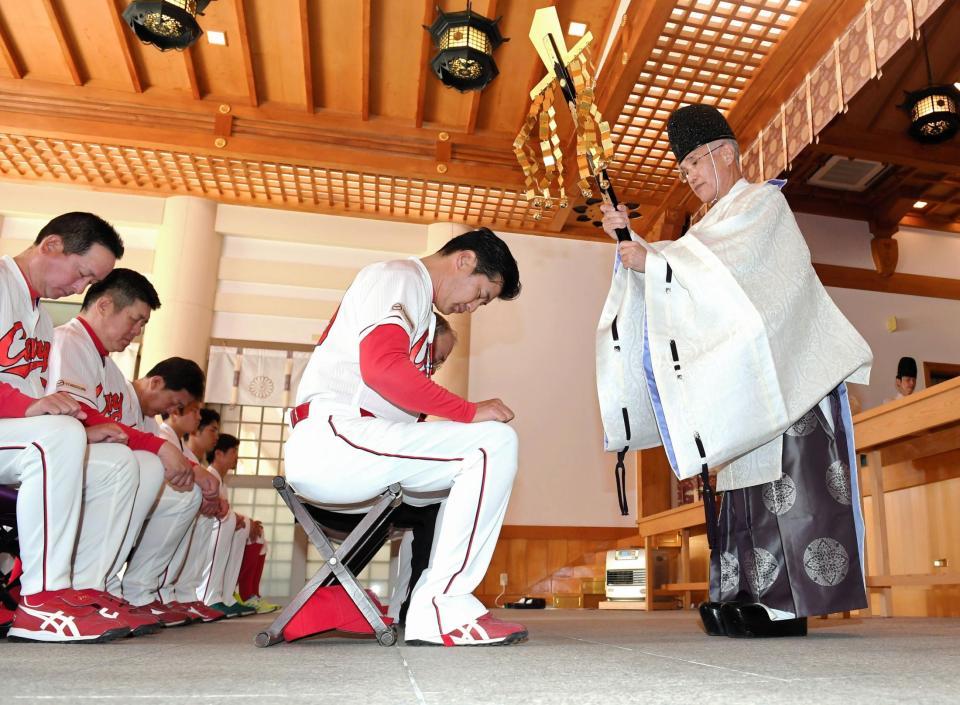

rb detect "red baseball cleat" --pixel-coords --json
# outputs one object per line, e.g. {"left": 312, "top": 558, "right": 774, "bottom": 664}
{"left": 8, "top": 590, "right": 132, "bottom": 643}
{"left": 129, "top": 600, "right": 193, "bottom": 628}
{"left": 179, "top": 601, "right": 226, "bottom": 623}
{"left": 405, "top": 612, "right": 528, "bottom": 647}
{"left": 74, "top": 590, "right": 161, "bottom": 637}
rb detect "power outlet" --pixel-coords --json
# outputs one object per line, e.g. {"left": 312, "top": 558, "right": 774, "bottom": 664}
{"left": 499, "top": 572, "right": 508, "bottom": 587}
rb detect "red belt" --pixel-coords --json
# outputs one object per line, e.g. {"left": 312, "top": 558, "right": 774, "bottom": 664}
{"left": 290, "top": 403, "right": 375, "bottom": 428}
{"left": 290, "top": 402, "right": 311, "bottom": 428}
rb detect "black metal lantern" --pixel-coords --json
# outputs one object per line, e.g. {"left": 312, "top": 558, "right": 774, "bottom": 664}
{"left": 425, "top": 2, "right": 508, "bottom": 92}
{"left": 899, "top": 29, "right": 960, "bottom": 144}
{"left": 122, "top": 0, "right": 215, "bottom": 52}
{"left": 900, "top": 85, "right": 960, "bottom": 143}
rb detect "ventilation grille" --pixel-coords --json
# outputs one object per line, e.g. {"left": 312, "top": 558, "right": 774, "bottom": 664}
{"left": 606, "top": 569, "right": 646, "bottom": 586}
{"left": 807, "top": 155, "right": 887, "bottom": 192}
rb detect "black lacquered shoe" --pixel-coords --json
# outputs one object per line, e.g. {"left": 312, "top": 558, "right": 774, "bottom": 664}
{"left": 720, "top": 602, "right": 807, "bottom": 638}
{"left": 698, "top": 601, "right": 727, "bottom": 636}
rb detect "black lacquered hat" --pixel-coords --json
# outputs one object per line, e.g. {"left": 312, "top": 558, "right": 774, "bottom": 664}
{"left": 667, "top": 104, "right": 736, "bottom": 164}
{"left": 896, "top": 356, "right": 917, "bottom": 378}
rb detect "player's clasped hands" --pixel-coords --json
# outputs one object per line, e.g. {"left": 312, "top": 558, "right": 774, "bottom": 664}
{"left": 473, "top": 398, "right": 515, "bottom": 423}
{"left": 85, "top": 423, "right": 129, "bottom": 444}
{"left": 24, "top": 391, "right": 88, "bottom": 419}
{"left": 157, "top": 441, "right": 195, "bottom": 492}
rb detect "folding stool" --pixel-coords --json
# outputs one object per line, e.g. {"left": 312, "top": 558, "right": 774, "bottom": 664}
{"left": 255, "top": 476, "right": 402, "bottom": 647}
{"left": 0, "top": 486, "right": 19, "bottom": 620}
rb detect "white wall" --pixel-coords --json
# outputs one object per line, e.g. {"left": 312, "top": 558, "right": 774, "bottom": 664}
{"left": 797, "top": 213, "right": 960, "bottom": 409}
{"left": 468, "top": 232, "right": 637, "bottom": 528}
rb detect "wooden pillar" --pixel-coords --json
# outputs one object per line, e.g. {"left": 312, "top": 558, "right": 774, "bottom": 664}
{"left": 139, "top": 196, "right": 221, "bottom": 374}
{"left": 643, "top": 534, "right": 654, "bottom": 611}
{"left": 679, "top": 528, "right": 691, "bottom": 609}
{"left": 865, "top": 450, "right": 893, "bottom": 617}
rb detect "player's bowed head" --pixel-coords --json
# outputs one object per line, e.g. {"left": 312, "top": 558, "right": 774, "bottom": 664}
{"left": 421, "top": 227, "right": 521, "bottom": 316}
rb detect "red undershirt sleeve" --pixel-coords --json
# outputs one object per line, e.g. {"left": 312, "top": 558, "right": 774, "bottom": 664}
{"left": 80, "top": 404, "right": 165, "bottom": 454}
{"left": 359, "top": 324, "right": 477, "bottom": 423}
{"left": 0, "top": 381, "right": 35, "bottom": 419}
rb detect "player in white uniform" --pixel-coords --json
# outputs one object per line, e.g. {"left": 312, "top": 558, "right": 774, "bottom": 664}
{"left": 177, "top": 409, "right": 247, "bottom": 618}
{"left": 151, "top": 400, "right": 223, "bottom": 622}
{"left": 208, "top": 433, "right": 278, "bottom": 614}
{"left": 46, "top": 269, "right": 205, "bottom": 631}
{"left": 285, "top": 228, "right": 527, "bottom": 646}
{"left": 118, "top": 358, "right": 216, "bottom": 624}
{"left": 2, "top": 212, "right": 137, "bottom": 643}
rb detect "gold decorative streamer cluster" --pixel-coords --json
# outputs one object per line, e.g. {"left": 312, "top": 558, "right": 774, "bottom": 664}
{"left": 513, "top": 42, "right": 615, "bottom": 222}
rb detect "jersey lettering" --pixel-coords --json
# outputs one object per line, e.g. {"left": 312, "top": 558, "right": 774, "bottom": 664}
{"left": 0, "top": 322, "right": 50, "bottom": 379}
{"left": 102, "top": 392, "right": 123, "bottom": 422}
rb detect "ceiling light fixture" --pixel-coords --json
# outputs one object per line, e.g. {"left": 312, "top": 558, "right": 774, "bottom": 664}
{"left": 913, "top": 200, "right": 928, "bottom": 208}
{"left": 206, "top": 30, "right": 226, "bottom": 46}
{"left": 567, "top": 22, "right": 587, "bottom": 37}
{"left": 122, "top": 0, "right": 216, "bottom": 52}
{"left": 424, "top": 1, "right": 508, "bottom": 92}
{"left": 899, "top": 29, "right": 960, "bottom": 144}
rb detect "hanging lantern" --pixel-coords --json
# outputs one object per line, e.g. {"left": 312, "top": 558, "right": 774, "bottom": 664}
{"left": 424, "top": 2, "right": 508, "bottom": 92}
{"left": 122, "top": 0, "right": 215, "bottom": 52}
{"left": 898, "top": 29, "right": 960, "bottom": 144}
{"left": 899, "top": 85, "right": 960, "bottom": 144}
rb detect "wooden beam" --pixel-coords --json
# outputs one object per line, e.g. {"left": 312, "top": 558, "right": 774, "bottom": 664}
{"left": 813, "top": 128, "right": 960, "bottom": 174}
{"left": 0, "top": 103, "right": 524, "bottom": 191}
{"left": 234, "top": 0, "right": 258, "bottom": 108}
{"left": 0, "top": 15, "right": 22, "bottom": 79}
{"left": 726, "top": 0, "right": 865, "bottom": 142}
{"left": 297, "top": 0, "right": 314, "bottom": 113}
{"left": 814, "top": 263, "right": 960, "bottom": 301}
{"left": 41, "top": 0, "right": 82, "bottom": 86}
{"left": 595, "top": 1, "right": 674, "bottom": 119}
{"left": 107, "top": 0, "right": 142, "bottom": 93}
{"left": 361, "top": 0, "right": 371, "bottom": 121}
{"left": 785, "top": 193, "right": 871, "bottom": 222}
{"left": 414, "top": 0, "right": 434, "bottom": 128}
{"left": 899, "top": 214, "right": 960, "bottom": 235}
{"left": 465, "top": 0, "right": 497, "bottom": 135}
{"left": 183, "top": 47, "right": 201, "bottom": 100}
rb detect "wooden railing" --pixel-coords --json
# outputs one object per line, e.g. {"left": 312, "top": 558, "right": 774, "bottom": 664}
{"left": 853, "top": 375, "right": 960, "bottom": 616}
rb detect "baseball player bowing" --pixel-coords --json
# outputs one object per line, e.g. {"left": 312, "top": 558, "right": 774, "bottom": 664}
{"left": 2, "top": 213, "right": 138, "bottom": 643}
{"left": 285, "top": 227, "right": 527, "bottom": 647}
{"left": 45, "top": 269, "right": 215, "bottom": 628}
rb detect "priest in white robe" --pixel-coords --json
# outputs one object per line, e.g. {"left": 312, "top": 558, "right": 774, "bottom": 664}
{"left": 597, "top": 103, "right": 873, "bottom": 637}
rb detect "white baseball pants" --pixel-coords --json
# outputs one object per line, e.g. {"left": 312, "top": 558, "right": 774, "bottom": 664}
{"left": 0, "top": 416, "right": 86, "bottom": 595}
{"left": 105, "top": 451, "right": 165, "bottom": 597}
{"left": 220, "top": 519, "right": 250, "bottom": 606}
{"left": 122, "top": 480, "right": 201, "bottom": 606}
{"left": 71, "top": 444, "right": 139, "bottom": 591}
{"left": 284, "top": 406, "right": 518, "bottom": 642}
{"left": 170, "top": 513, "right": 214, "bottom": 604}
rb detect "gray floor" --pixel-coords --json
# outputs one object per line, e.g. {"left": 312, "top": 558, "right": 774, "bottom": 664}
{"left": 3, "top": 609, "right": 958, "bottom": 704}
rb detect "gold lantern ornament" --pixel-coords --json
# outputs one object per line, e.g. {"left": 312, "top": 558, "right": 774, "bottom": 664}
{"left": 122, "top": 0, "right": 215, "bottom": 52}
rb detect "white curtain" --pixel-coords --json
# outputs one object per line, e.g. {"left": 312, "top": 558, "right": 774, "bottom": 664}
{"left": 206, "top": 345, "right": 310, "bottom": 407}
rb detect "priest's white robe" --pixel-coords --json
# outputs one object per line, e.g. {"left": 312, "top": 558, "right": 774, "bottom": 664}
{"left": 596, "top": 178, "right": 872, "bottom": 492}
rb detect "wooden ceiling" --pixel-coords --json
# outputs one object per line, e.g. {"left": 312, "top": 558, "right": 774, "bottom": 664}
{"left": 0, "top": 0, "right": 956, "bottom": 241}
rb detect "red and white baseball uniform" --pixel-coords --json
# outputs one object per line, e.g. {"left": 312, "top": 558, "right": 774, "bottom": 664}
{"left": 284, "top": 257, "right": 518, "bottom": 643}
{"left": 0, "top": 255, "right": 88, "bottom": 597}
{"left": 142, "top": 421, "right": 201, "bottom": 607}
{"left": 46, "top": 317, "right": 160, "bottom": 593}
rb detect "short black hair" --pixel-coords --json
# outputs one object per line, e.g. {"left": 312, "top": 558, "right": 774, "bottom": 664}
{"left": 198, "top": 408, "right": 220, "bottom": 431}
{"left": 35, "top": 212, "right": 125, "bottom": 259}
{"left": 208, "top": 433, "right": 239, "bottom": 464}
{"left": 437, "top": 227, "right": 521, "bottom": 300}
{"left": 143, "top": 357, "right": 205, "bottom": 400}
{"left": 81, "top": 268, "right": 161, "bottom": 312}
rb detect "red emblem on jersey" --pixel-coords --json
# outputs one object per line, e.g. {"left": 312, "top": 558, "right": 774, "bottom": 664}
{"left": 409, "top": 332, "right": 429, "bottom": 373}
{"left": 102, "top": 391, "right": 123, "bottom": 422}
{"left": 0, "top": 322, "right": 50, "bottom": 379}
